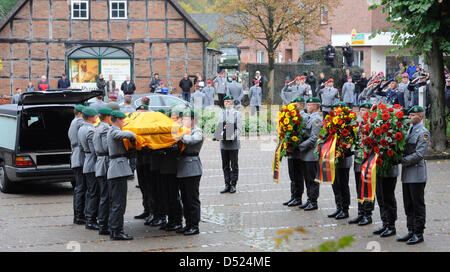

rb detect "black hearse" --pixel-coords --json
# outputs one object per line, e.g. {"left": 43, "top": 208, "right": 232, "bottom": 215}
{"left": 0, "top": 90, "right": 102, "bottom": 193}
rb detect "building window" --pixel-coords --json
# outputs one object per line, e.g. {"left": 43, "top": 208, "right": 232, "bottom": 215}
{"left": 276, "top": 52, "right": 283, "bottom": 63}
{"left": 71, "top": 1, "right": 89, "bottom": 19}
{"left": 320, "top": 6, "right": 328, "bottom": 25}
{"left": 257, "top": 51, "right": 265, "bottom": 63}
{"left": 110, "top": 1, "right": 127, "bottom": 19}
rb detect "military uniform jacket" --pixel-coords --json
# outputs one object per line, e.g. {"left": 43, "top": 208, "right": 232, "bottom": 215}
{"left": 78, "top": 122, "right": 97, "bottom": 174}
{"left": 217, "top": 109, "right": 243, "bottom": 150}
{"left": 248, "top": 85, "right": 262, "bottom": 106}
{"left": 191, "top": 90, "right": 206, "bottom": 108}
{"left": 342, "top": 82, "right": 355, "bottom": 104}
{"left": 90, "top": 100, "right": 107, "bottom": 112}
{"left": 68, "top": 117, "right": 85, "bottom": 169}
{"left": 107, "top": 125, "right": 136, "bottom": 180}
{"left": 201, "top": 86, "right": 215, "bottom": 107}
{"left": 280, "top": 85, "right": 296, "bottom": 105}
{"left": 318, "top": 87, "right": 339, "bottom": 111}
{"left": 399, "top": 82, "right": 413, "bottom": 109}
{"left": 121, "top": 105, "right": 136, "bottom": 114}
{"left": 176, "top": 126, "right": 204, "bottom": 178}
{"left": 93, "top": 122, "right": 110, "bottom": 177}
{"left": 298, "top": 83, "right": 312, "bottom": 98}
{"left": 287, "top": 110, "right": 309, "bottom": 159}
{"left": 298, "top": 112, "right": 322, "bottom": 161}
{"left": 401, "top": 123, "right": 430, "bottom": 183}
{"left": 227, "top": 82, "right": 244, "bottom": 103}
{"left": 214, "top": 77, "right": 228, "bottom": 94}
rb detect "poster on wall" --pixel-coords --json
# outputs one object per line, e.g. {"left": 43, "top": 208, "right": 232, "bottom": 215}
{"left": 101, "top": 59, "right": 131, "bottom": 84}
{"left": 69, "top": 59, "right": 99, "bottom": 90}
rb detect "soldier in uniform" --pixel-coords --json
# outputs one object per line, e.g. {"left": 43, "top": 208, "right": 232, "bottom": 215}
{"left": 348, "top": 103, "right": 374, "bottom": 226}
{"left": 328, "top": 102, "right": 353, "bottom": 220}
{"left": 202, "top": 80, "right": 216, "bottom": 107}
{"left": 214, "top": 71, "right": 228, "bottom": 108}
{"left": 107, "top": 110, "right": 137, "bottom": 240}
{"left": 213, "top": 95, "right": 243, "bottom": 194}
{"left": 148, "top": 142, "right": 167, "bottom": 227}
{"left": 121, "top": 95, "right": 136, "bottom": 114}
{"left": 69, "top": 104, "right": 87, "bottom": 225}
{"left": 280, "top": 80, "right": 296, "bottom": 105}
{"left": 191, "top": 84, "right": 206, "bottom": 109}
{"left": 283, "top": 97, "right": 309, "bottom": 207}
{"left": 176, "top": 109, "right": 205, "bottom": 235}
{"left": 316, "top": 78, "right": 339, "bottom": 117}
{"left": 248, "top": 79, "right": 263, "bottom": 116}
{"left": 397, "top": 106, "right": 430, "bottom": 245}
{"left": 93, "top": 107, "right": 112, "bottom": 235}
{"left": 78, "top": 107, "right": 100, "bottom": 230}
{"left": 227, "top": 75, "right": 244, "bottom": 107}
{"left": 90, "top": 96, "right": 107, "bottom": 112}
{"left": 298, "top": 97, "right": 322, "bottom": 211}
{"left": 298, "top": 75, "right": 312, "bottom": 99}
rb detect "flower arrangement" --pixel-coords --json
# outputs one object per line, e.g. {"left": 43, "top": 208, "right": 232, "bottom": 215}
{"left": 276, "top": 103, "right": 305, "bottom": 159}
{"left": 361, "top": 102, "right": 409, "bottom": 176}
{"left": 316, "top": 105, "right": 358, "bottom": 164}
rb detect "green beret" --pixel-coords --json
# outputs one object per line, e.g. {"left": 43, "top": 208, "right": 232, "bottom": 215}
{"left": 82, "top": 107, "right": 97, "bottom": 117}
{"left": 306, "top": 97, "right": 321, "bottom": 104}
{"left": 333, "top": 101, "right": 347, "bottom": 108}
{"left": 224, "top": 95, "right": 234, "bottom": 101}
{"left": 98, "top": 107, "right": 112, "bottom": 115}
{"left": 359, "top": 102, "right": 373, "bottom": 109}
{"left": 155, "top": 108, "right": 166, "bottom": 114}
{"left": 292, "top": 97, "right": 305, "bottom": 103}
{"left": 111, "top": 110, "right": 127, "bottom": 118}
{"left": 84, "top": 102, "right": 92, "bottom": 107}
{"left": 171, "top": 108, "right": 184, "bottom": 117}
{"left": 183, "top": 109, "right": 197, "bottom": 119}
{"left": 408, "top": 105, "right": 424, "bottom": 114}
{"left": 136, "top": 105, "right": 149, "bottom": 111}
{"left": 74, "top": 104, "right": 85, "bottom": 112}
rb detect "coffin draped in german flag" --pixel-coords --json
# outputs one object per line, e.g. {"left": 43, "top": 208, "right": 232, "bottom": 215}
{"left": 121, "top": 112, "right": 191, "bottom": 150}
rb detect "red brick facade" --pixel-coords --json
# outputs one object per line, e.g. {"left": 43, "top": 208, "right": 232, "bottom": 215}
{"left": 0, "top": 0, "right": 210, "bottom": 95}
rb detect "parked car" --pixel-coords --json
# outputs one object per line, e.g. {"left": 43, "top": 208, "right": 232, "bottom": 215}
{"left": 0, "top": 89, "right": 102, "bottom": 193}
{"left": 119, "top": 94, "right": 192, "bottom": 111}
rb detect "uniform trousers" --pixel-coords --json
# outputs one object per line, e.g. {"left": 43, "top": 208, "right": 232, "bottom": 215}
{"left": 221, "top": 149, "right": 239, "bottom": 186}
{"left": 162, "top": 173, "right": 183, "bottom": 225}
{"left": 97, "top": 176, "right": 109, "bottom": 228}
{"left": 108, "top": 177, "right": 128, "bottom": 232}
{"left": 218, "top": 93, "right": 225, "bottom": 108}
{"left": 287, "top": 158, "right": 305, "bottom": 200}
{"left": 300, "top": 161, "right": 320, "bottom": 204}
{"left": 332, "top": 168, "right": 351, "bottom": 211}
{"left": 179, "top": 176, "right": 201, "bottom": 227}
{"left": 84, "top": 172, "right": 99, "bottom": 222}
{"left": 376, "top": 176, "right": 397, "bottom": 226}
{"left": 136, "top": 161, "right": 151, "bottom": 214}
{"left": 73, "top": 167, "right": 86, "bottom": 218}
{"left": 150, "top": 170, "right": 166, "bottom": 219}
{"left": 402, "top": 182, "right": 426, "bottom": 234}
{"left": 354, "top": 170, "right": 374, "bottom": 216}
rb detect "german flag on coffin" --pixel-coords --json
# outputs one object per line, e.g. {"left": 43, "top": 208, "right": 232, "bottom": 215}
{"left": 121, "top": 112, "right": 191, "bottom": 150}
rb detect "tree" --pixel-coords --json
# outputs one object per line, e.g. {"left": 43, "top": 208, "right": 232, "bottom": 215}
{"left": 216, "top": 0, "right": 339, "bottom": 103}
{"left": 369, "top": 0, "right": 450, "bottom": 151}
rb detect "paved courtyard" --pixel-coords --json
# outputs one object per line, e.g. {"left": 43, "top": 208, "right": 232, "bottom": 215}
{"left": 0, "top": 138, "right": 449, "bottom": 252}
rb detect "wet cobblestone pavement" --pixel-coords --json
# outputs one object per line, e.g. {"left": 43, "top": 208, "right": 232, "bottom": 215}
{"left": 1, "top": 138, "right": 449, "bottom": 252}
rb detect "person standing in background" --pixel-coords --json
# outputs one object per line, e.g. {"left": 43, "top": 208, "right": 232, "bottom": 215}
{"left": 150, "top": 73, "right": 162, "bottom": 93}
{"left": 179, "top": 73, "right": 193, "bottom": 102}
{"left": 38, "top": 75, "right": 49, "bottom": 91}
{"left": 96, "top": 74, "right": 107, "bottom": 96}
{"left": 58, "top": 73, "right": 71, "bottom": 89}
{"left": 342, "top": 76, "right": 355, "bottom": 108}
{"left": 106, "top": 75, "right": 116, "bottom": 101}
{"left": 121, "top": 76, "right": 136, "bottom": 95}
{"left": 306, "top": 72, "right": 317, "bottom": 97}
{"left": 214, "top": 71, "right": 228, "bottom": 108}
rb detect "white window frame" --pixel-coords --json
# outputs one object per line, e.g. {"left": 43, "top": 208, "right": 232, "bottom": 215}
{"left": 320, "top": 5, "right": 328, "bottom": 25}
{"left": 110, "top": 1, "right": 128, "bottom": 20}
{"left": 71, "top": 0, "right": 89, "bottom": 20}
{"left": 257, "top": 51, "right": 265, "bottom": 63}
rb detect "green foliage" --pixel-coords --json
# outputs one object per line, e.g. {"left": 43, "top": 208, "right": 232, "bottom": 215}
{"left": 178, "top": 0, "right": 222, "bottom": 13}
{"left": 0, "top": 0, "right": 20, "bottom": 20}
{"left": 369, "top": 0, "right": 450, "bottom": 56}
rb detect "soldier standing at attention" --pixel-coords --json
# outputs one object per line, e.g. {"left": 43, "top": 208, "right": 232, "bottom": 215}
{"left": 107, "top": 110, "right": 136, "bottom": 240}
{"left": 191, "top": 84, "right": 206, "bottom": 109}
{"left": 397, "top": 106, "right": 430, "bottom": 245}
{"left": 93, "top": 107, "right": 112, "bottom": 235}
{"left": 328, "top": 102, "right": 353, "bottom": 220}
{"left": 227, "top": 75, "right": 244, "bottom": 107}
{"left": 148, "top": 138, "right": 167, "bottom": 227}
{"left": 69, "top": 104, "right": 87, "bottom": 225}
{"left": 317, "top": 78, "right": 339, "bottom": 117}
{"left": 202, "top": 80, "right": 216, "bottom": 107}
{"left": 280, "top": 80, "right": 295, "bottom": 105}
{"left": 214, "top": 71, "right": 228, "bottom": 108}
{"left": 283, "top": 97, "right": 309, "bottom": 207}
{"left": 176, "top": 109, "right": 205, "bottom": 235}
{"left": 213, "top": 95, "right": 243, "bottom": 194}
{"left": 248, "top": 79, "right": 263, "bottom": 116}
{"left": 298, "top": 97, "right": 322, "bottom": 211}
{"left": 78, "top": 107, "right": 100, "bottom": 230}
{"left": 348, "top": 103, "right": 374, "bottom": 226}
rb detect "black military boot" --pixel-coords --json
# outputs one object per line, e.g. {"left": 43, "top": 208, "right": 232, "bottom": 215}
{"left": 98, "top": 222, "right": 110, "bottom": 235}
{"left": 303, "top": 202, "right": 318, "bottom": 211}
{"left": 73, "top": 215, "right": 86, "bottom": 225}
{"left": 335, "top": 210, "right": 349, "bottom": 220}
{"left": 358, "top": 216, "right": 372, "bottom": 226}
{"left": 229, "top": 185, "right": 236, "bottom": 194}
{"left": 287, "top": 198, "right": 302, "bottom": 207}
{"left": 165, "top": 222, "right": 183, "bottom": 232}
{"left": 327, "top": 209, "right": 341, "bottom": 218}
{"left": 348, "top": 215, "right": 363, "bottom": 224}
{"left": 283, "top": 198, "right": 295, "bottom": 206}
{"left": 85, "top": 220, "right": 100, "bottom": 230}
{"left": 406, "top": 233, "right": 424, "bottom": 245}
{"left": 134, "top": 211, "right": 149, "bottom": 219}
{"left": 397, "top": 232, "right": 414, "bottom": 242}
{"left": 298, "top": 200, "right": 310, "bottom": 209}
{"left": 220, "top": 185, "right": 231, "bottom": 194}
{"left": 159, "top": 220, "right": 169, "bottom": 230}
{"left": 184, "top": 225, "right": 200, "bottom": 236}
{"left": 373, "top": 224, "right": 387, "bottom": 235}
{"left": 150, "top": 217, "right": 167, "bottom": 227}
{"left": 380, "top": 225, "right": 396, "bottom": 237}
{"left": 110, "top": 230, "right": 133, "bottom": 241}
{"left": 144, "top": 214, "right": 154, "bottom": 225}
{"left": 176, "top": 225, "right": 188, "bottom": 234}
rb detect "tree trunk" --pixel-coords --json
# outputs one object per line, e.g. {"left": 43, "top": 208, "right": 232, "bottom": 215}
{"left": 267, "top": 53, "right": 275, "bottom": 104}
{"left": 428, "top": 39, "right": 447, "bottom": 151}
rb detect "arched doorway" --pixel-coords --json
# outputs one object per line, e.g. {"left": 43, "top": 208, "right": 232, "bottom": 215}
{"left": 68, "top": 46, "right": 132, "bottom": 90}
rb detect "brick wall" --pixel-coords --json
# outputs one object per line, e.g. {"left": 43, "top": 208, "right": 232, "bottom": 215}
{"left": 0, "top": 0, "right": 206, "bottom": 95}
